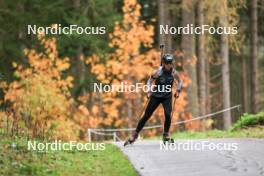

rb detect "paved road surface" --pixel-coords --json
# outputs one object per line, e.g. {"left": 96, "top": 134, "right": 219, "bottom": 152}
{"left": 114, "top": 139, "right": 264, "bottom": 176}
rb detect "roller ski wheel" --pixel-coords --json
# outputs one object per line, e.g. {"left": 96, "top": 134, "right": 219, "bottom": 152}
{"left": 124, "top": 139, "right": 135, "bottom": 147}
{"left": 163, "top": 138, "right": 174, "bottom": 144}
{"left": 162, "top": 133, "right": 174, "bottom": 144}
{"left": 124, "top": 132, "right": 138, "bottom": 147}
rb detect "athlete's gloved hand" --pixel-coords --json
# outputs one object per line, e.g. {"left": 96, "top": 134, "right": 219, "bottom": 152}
{"left": 174, "top": 91, "right": 180, "bottom": 98}
{"left": 147, "top": 92, "right": 152, "bottom": 99}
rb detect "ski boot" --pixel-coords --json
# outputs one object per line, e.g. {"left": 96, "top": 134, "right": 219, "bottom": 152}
{"left": 124, "top": 132, "right": 138, "bottom": 147}
{"left": 162, "top": 133, "right": 174, "bottom": 144}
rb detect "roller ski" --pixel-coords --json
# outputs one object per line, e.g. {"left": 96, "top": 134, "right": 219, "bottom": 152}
{"left": 162, "top": 133, "right": 174, "bottom": 144}
{"left": 124, "top": 132, "right": 138, "bottom": 147}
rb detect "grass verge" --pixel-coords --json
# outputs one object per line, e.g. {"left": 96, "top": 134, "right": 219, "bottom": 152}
{"left": 0, "top": 135, "right": 137, "bottom": 176}
{"left": 170, "top": 126, "right": 264, "bottom": 139}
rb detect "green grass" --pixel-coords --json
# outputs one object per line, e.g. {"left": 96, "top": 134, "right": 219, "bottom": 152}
{"left": 0, "top": 135, "right": 137, "bottom": 176}
{"left": 169, "top": 126, "right": 264, "bottom": 139}
{"left": 231, "top": 112, "right": 264, "bottom": 131}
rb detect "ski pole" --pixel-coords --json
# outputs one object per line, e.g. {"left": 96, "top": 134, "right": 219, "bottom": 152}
{"left": 160, "top": 44, "right": 165, "bottom": 66}
{"left": 137, "top": 98, "right": 150, "bottom": 120}
{"left": 171, "top": 95, "right": 177, "bottom": 119}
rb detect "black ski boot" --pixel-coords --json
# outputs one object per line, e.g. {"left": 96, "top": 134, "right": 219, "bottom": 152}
{"left": 124, "top": 132, "right": 138, "bottom": 146}
{"left": 162, "top": 133, "right": 174, "bottom": 144}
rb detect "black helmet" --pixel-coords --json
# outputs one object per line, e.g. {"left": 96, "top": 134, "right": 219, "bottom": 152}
{"left": 162, "top": 54, "right": 173, "bottom": 64}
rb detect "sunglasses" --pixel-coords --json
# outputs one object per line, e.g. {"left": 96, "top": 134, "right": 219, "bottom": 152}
{"left": 164, "top": 62, "right": 172, "bottom": 65}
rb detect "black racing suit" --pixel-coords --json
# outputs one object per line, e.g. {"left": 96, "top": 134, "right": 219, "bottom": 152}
{"left": 135, "top": 67, "right": 180, "bottom": 134}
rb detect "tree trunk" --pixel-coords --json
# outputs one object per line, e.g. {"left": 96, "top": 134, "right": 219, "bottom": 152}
{"left": 158, "top": 0, "right": 172, "bottom": 53}
{"left": 181, "top": 0, "right": 199, "bottom": 118}
{"left": 197, "top": 0, "right": 206, "bottom": 129}
{"left": 242, "top": 57, "right": 249, "bottom": 113}
{"left": 74, "top": 0, "right": 86, "bottom": 95}
{"left": 205, "top": 56, "right": 211, "bottom": 114}
{"left": 220, "top": 0, "right": 231, "bottom": 130}
{"left": 250, "top": 0, "right": 258, "bottom": 114}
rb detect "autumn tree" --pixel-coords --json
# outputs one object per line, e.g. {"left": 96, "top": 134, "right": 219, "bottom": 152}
{"left": 86, "top": 0, "right": 193, "bottom": 137}
{"left": 181, "top": 0, "right": 200, "bottom": 119}
{"left": 0, "top": 30, "right": 96, "bottom": 140}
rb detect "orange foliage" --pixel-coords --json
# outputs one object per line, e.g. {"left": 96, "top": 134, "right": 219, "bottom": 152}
{"left": 0, "top": 0, "right": 198, "bottom": 141}
{"left": 0, "top": 32, "right": 98, "bottom": 140}
{"left": 85, "top": 0, "right": 192, "bottom": 137}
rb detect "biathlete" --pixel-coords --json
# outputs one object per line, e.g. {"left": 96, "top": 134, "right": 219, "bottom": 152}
{"left": 124, "top": 54, "right": 183, "bottom": 146}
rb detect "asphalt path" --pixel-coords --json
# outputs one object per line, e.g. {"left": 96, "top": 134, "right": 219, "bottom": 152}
{"left": 114, "top": 138, "right": 264, "bottom": 176}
